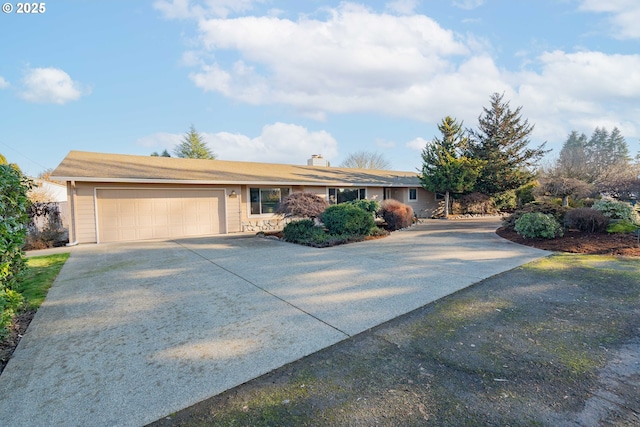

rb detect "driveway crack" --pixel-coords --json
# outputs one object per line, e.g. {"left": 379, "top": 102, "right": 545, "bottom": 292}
{"left": 174, "top": 241, "right": 351, "bottom": 338}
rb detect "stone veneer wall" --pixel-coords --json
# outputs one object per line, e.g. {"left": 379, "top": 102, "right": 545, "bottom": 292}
{"left": 242, "top": 217, "right": 292, "bottom": 232}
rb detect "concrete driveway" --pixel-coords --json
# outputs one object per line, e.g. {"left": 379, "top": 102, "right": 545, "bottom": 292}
{"left": 0, "top": 218, "right": 549, "bottom": 427}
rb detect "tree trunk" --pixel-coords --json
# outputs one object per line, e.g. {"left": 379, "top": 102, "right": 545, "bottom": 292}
{"left": 444, "top": 191, "right": 450, "bottom": 217}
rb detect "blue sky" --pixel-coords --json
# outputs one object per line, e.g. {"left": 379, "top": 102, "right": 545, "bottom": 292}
{"left": 1, "top": 0, "right": 639, "bottom": 177}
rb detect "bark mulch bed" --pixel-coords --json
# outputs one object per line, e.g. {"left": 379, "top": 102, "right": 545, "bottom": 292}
{"left": 496, "top": 227, "right": 640, "bottom": 256}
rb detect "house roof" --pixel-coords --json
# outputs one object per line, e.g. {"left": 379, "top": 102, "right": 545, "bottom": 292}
{"left": 51, "top": 151, "right": 421, "bottom": 187}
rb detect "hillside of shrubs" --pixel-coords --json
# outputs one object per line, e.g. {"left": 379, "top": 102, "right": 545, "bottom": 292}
{"left": 275, "top": 193, "right": 415, "bottom": 247}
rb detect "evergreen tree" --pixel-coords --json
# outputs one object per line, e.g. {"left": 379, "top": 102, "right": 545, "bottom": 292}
{"left": 420, "top": 116, "right": 482, "bottom": 216}
{"left": 151, "top": 149, "right": 171, "bottom": 157}
{"left": 584, "top": 127, "right": 630, "bottom": 183}
{"left": 557, "top": 130, "right": 589, "bottom": 181}
{"left": 467, "top": 93, "right": 547, "bottom": 195}
{"left": 173, "top": 125, "right": 216, "bottom": 160}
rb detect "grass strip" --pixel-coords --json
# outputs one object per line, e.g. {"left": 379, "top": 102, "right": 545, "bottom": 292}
{"left": 18, "top": 253, "right": 70, "bottom": 309}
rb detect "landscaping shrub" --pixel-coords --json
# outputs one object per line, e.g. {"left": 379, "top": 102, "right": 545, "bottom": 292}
{"left": 564, "top": 208, "right": 610, "bottom": 233}
{"left": 492, "top": 190, "right": 517, "bottom": 212}
{"left": 516, "top": 181, "right": 537, "bottom": 207}
{"left": 502, "top": 202, "right": 571, "bottom": 231}
{"left": 592, "top": 199, "right": 640, "bottom": 224}
{"left": 346, "top": 199, "right": 380, "bottom": 215}
{"left": 321, "top": 204, "right": 375, "bottom": 236}
{"left": 607, "top": 220, "right": 639, "bottom": 234}
{"left": 459, "top": 192, "right": 495, "bottom": 215}
{"left": 379, "top": 199, "right": 414, "bottom": 231}
{"left": 368, "top": 226, "right": 389, "bottom": 238}
{"left": 283, "top": 219, "right": 317, "bottom": 242}
{"left": 276, "top": 192, "right": 328, "bottom": 219}
{"left": 1, "top": 164, "right": 31, "bottom": 337}
{"left": 514, "top": 212, "right": 563, "bottom": 239}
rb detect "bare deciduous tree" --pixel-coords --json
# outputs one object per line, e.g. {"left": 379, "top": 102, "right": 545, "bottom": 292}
{"left": 339, "top": 151, "right": 391, "bottom": 170}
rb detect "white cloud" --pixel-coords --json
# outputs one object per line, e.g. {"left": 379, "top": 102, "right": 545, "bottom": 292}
{"left": 154, "top": 0, "right": 261, "bottom": 19}
{"left": 164, "top": 2, "right": 640, "bottom": 150}
{"left": 512, "top": 50, "right": 640, "bottom": 142}
{"left": 406, "top": 137, "right": 429, "bottom": 151}
{"left": 20, "top": 67, "right": 89, "bottom": 104}
{"left": 579, "top": 0, "right": 640, "bottom": 39}
{"left": 137, "top": 123, "right": 339, "bottom": 164}
{"left": 188, "top": 3, "right": 474, "bottom": 120}
{"left": 385, "top": 0, "right": 418, "bottom": 15}
{"left": 0, "top": 76, "right": 9, "bottom": 89}
{"left": 451, "top": 0, "right": 484, "bottom": 10}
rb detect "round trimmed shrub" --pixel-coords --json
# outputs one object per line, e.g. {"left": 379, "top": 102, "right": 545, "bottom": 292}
{"left": 514, "top": 212, "right": 563, "bottom": 239}
{"left": 564, "top": 208, "right": 609, "bottom": 233}
{"left": 380, "top": 199, "right": 414, "bottom": 231}
{"left": 321, "top": 204, "right": 375, "bottom": 236}
{"left": 592, "top": 199, "right": 639, "bottom": 224}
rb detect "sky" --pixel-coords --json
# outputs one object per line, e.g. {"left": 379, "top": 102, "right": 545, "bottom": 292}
{"left": 1, "top": 0, "right": 639, "bottom": 177}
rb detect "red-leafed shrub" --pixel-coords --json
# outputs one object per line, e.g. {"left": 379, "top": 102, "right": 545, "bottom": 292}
{"left": 275, "top": 192, "right": 328, "bottom": 219}
{"left": 380, "top": 199, "right": 414, "bottom": 231}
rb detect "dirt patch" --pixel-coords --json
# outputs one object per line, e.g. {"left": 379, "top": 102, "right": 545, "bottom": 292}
{"left": 149, "top": 253, "right": 640, "bottom": 427}
{"left": 496, "top": 227, "right": 640, "bottom": 256}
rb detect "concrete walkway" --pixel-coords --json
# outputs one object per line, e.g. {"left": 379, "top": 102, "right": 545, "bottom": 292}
{"left": 0, "top": 218, "right": 549, "bottom": 427}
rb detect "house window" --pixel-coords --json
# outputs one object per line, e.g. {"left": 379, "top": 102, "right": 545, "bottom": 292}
{"left": 250, "top": 187, "right": 290, "bottom": 215}
{"left": 408, "top": 188, "right": 418, "bottom": 201}
{"left": 435, "top": 193, "right": 445, "bottom": 201}
{"left": 328, "top": 188, "right": 366, "bottom": 204}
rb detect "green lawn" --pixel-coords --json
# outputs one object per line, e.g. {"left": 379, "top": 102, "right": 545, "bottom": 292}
{"left": 18, "top": 253, "right": 70, "bottom": 309}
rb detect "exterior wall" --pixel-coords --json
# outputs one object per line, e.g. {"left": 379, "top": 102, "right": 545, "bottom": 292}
{"left": 410, "top": 188, "right": 438, "bottom": 218}
{"left": 69, "top": 182, "right": 437, "bottom": 242}
{"left": 75, "top": 182, "right": 98, "bottom": 243}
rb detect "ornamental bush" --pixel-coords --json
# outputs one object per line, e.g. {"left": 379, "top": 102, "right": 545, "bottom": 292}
{"left": 458, "top": 192, "right": 496, "bottom": 215}
{"left": 564, "top": 208, "right": 610, "bottom": 233}
{"left": 275, "top": 192, "right": 328, "bottom": 219}
{"left": 346, "top": 199, "right": 380, "bottom": 214}
{"left": 592, "top": 199, "right": 639, "bottom": 224}
{"left": 607, "top": 220, "right": 639, "bottom": 234}
{"left": 321, "top": 204, "right": 375, "bottom": 236}
{"left": 514, "top": 212, "right": 563, "bottom": 239}
{"left": 379, "top": 199, "right": 414, "bottom": 231}
{"left": 283, "top": 219, "right": 317, "bottom": 243}
{"left": 1, "top": 164, "right": 31, "bottom": 336}
{"left": 502, "top": 202, "right": 570, "bottom": 231}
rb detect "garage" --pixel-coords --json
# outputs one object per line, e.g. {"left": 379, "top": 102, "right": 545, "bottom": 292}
{"left": 96, "top": 188, "right": 226, "bottom": 243}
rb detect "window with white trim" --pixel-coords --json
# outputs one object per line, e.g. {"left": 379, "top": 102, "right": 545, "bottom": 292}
{"left": 249, "top": 187, "right": 290, "bottom": 215}
{"left": 328, "top": 188, "right": 366, "bottom": 204}
{"left": 408, "top": 188, "right": 418, "bottom": 201}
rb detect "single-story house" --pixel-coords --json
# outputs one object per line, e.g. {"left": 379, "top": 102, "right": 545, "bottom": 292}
{"left": 50, "top": 151, "right": 438, "bottom": 244}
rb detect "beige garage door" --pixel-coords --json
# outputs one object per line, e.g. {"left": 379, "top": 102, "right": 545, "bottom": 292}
{"left": 97, "top": 189, "right": 226, "bottom": 243}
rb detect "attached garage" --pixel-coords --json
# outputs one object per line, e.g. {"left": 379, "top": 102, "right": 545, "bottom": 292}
{"left": 96, "top": 188, "right": 226, "bottom": 243}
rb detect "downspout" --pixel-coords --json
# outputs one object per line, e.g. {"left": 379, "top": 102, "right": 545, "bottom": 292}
{"left": 66, "top": 180, "right": 79, "bottom": 246}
